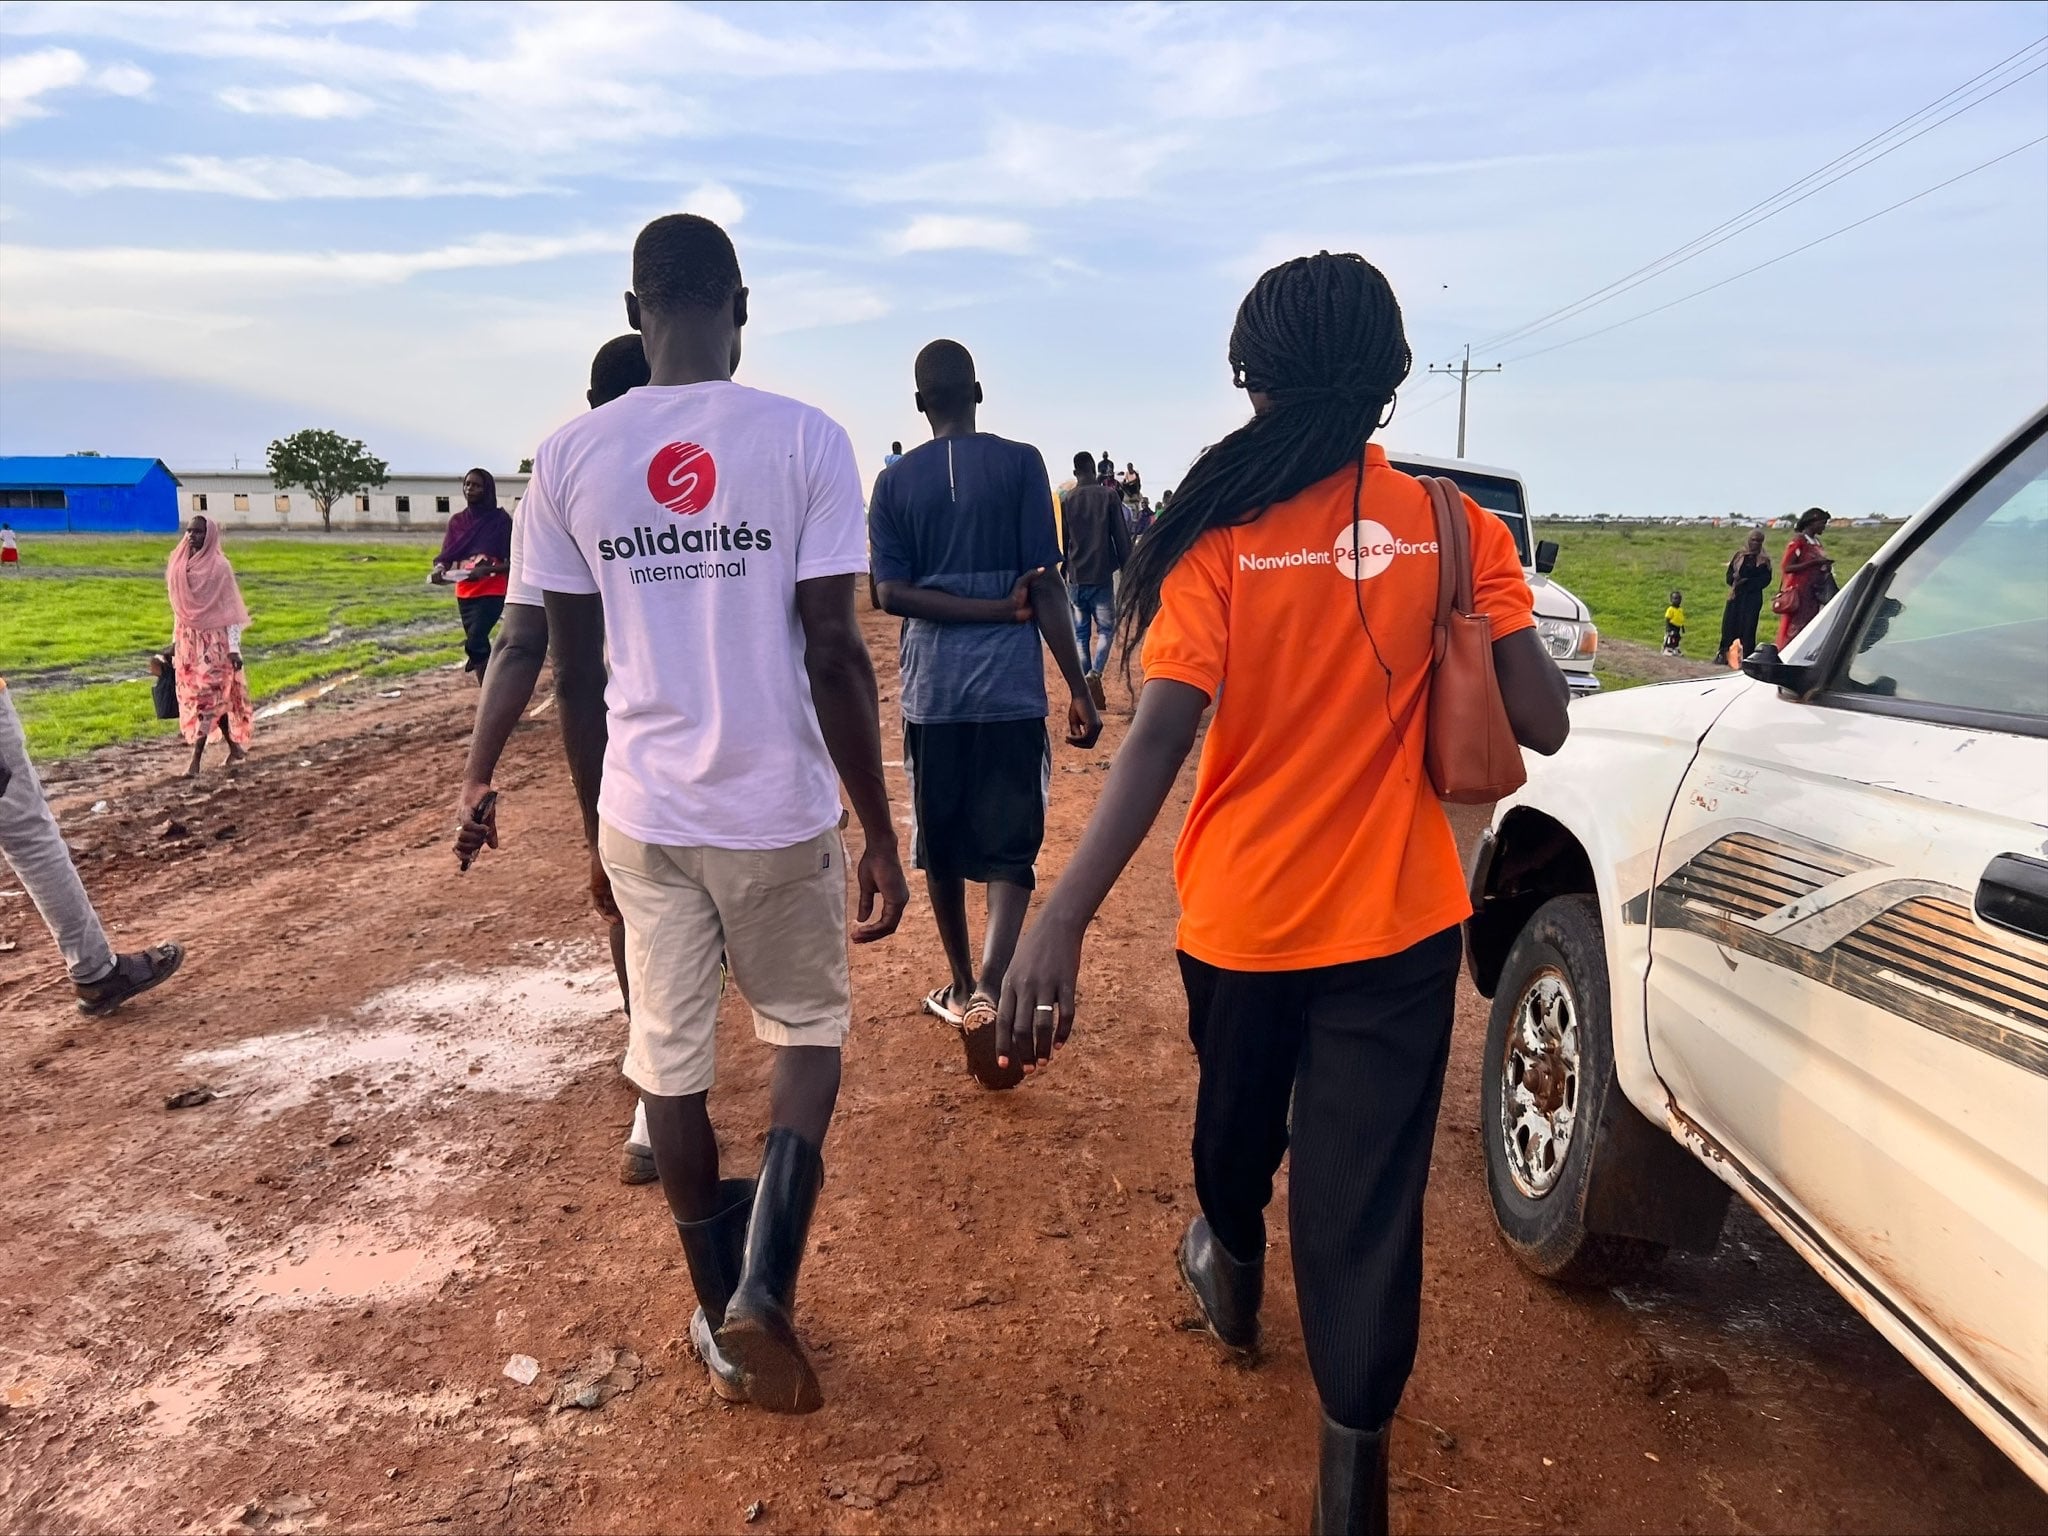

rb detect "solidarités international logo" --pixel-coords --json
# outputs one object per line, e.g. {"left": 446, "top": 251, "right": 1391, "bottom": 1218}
{"left": 600, "top": 440, "right": 764, "bottom": 586}
{"left": 646, "top": 440, "right": 717, "bottom": 515}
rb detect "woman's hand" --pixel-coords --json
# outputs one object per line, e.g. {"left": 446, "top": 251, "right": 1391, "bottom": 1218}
{"left": 996, "top": 914, "right": 1083, "bottom": 1072}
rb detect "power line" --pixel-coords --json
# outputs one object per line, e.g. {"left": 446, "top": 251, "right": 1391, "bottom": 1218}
{"left": 1469, "top": 37, "right": 2048, "bottom": 355}
{"left": 1496, "top": 133, "right": 2048, "bottom": 366}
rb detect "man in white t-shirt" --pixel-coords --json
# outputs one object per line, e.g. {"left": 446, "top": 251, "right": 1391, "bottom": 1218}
{"left": 518, "top": 213, "right": 908, "bottom": 1416}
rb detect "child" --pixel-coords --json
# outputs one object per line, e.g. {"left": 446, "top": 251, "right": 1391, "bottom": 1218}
{"left": 1, "top": 523, "right": 18, "bottom": 572}
{"left": 1663, "top": 589, "right": 1686, "bottom": 655}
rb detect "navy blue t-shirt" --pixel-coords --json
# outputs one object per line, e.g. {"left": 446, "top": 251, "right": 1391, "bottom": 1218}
{"left": 867, "top": 434, "right": 1061, "bottom": 725}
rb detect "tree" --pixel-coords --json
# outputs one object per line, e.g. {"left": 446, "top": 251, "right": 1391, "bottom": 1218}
{"left": 69, "top": 449, "right": 103, "bottom": 457}
{"left": 267, "top": 429, "right": 389, "bottom": 532}
{"left": 519, "top": 457, "right": 534, "bottom": 474}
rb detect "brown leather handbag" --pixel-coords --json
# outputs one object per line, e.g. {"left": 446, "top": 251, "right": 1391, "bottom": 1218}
{"left": 1416, "top": 475, "right": 1527, "bottom": 804}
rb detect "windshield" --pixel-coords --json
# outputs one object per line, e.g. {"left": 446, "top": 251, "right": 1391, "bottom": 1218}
{"left": 1387, "top": 461, "right": 1531, "bottom": 566}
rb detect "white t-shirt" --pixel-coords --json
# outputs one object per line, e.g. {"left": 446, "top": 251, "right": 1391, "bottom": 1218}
{"left": 504, "top": 497, "right": 540, "bottom": 608}
{"left": 515, "top": 380, "right": 868, "bottom": 850}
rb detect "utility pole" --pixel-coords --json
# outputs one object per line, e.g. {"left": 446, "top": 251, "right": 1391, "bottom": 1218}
{"left": 1427, "top": 345, "right": 1502, "bottom": 459}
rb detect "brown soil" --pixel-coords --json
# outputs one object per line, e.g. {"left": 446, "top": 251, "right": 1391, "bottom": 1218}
{"left": 3, "top": 612, "right": 2043, "bottom": 1535}
{"left": 1597, "top": 635, "right": 1728, "bottom": 687}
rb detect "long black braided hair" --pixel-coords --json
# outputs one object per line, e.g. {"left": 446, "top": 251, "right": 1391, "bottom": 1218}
{"left": 1115, "top": 252, "right": 1412, "bottom": 666}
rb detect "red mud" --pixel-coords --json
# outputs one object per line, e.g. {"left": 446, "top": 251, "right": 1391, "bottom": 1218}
{"left": 2, "top": 612, "right": 2042, "bottom": 1533}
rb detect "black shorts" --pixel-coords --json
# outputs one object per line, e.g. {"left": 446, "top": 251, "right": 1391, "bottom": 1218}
{"left": 903, "top": 719, "right": 1049, "bottom": 888}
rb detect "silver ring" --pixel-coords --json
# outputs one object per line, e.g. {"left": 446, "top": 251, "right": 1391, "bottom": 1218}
{"left": 1034, "top": 1004, "right": 1055, "bottom": 1015}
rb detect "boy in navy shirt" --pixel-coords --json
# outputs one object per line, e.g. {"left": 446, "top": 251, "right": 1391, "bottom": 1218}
{"left": 868, "top": 341, "right": 1101, "bottom": 1089}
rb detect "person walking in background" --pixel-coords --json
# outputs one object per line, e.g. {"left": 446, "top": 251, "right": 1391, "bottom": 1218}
{"left": 1718, "top": 526, "right": 1772, "bottom": 664}
{"left": 884, "top": 441, "right": 904, "bottom": 468}
{"left": 998, "top": 252, "right": 1569, "bottom": 1536}
{"left": 1060, "top": 449, "right": 1132, "bottom": 707}
{"left": 521, "top": 212, "right": 908, "bottom": 1414}
{"left": 432, "top": 469, "right": 514, "bottom": 682}
{"left": 1, "top": 523, "right": 17, "bottom": 572}
{"left": 1661, "top": 589, "right": 1686, "bottom": 656}
{"left": 452, "top": 331, "right": 656, "bottom": 1185}
{"left": 1, "top": 678, "right": 186, "bottom": 1015}
{"left": 867, "top": 344, "right": 1101, "bottom": 1091}
{"left": 1120, "top": 461, "right": 1143, "bottom": 507}
{"left": 1775, "top": 506, "right": 1835, "bottom": 646}
{"left": 1097, "top": 451, "right": 1114, "bottom": 484}
{"left": 166, "top": 514, "right": 253, "bottom": 779}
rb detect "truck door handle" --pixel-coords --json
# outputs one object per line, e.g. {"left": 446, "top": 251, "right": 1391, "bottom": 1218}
{"left": 1976, "top": 853, "right": 2048, "bottom": 943}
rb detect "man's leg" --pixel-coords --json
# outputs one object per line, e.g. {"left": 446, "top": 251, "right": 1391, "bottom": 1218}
{"left": 0, "top": 689, "right": 116, "bottom": 984}
{"left": 598, "top": 824, "right": 727, "bottom": 1224}
{"left": 975, "top": 879, "right": 1030, "bottom": 1001}
{"left": 710, "top": 827, "right": 850, "bottom": 1413}
{"left": 925, "top": 871, "right": 976, "bottom": 1012}
{"left": 1288, "top": 928, "right": 1461, "bottom": 1535}
{"left": 1088, "top": 587, "right": 1116, "bottom": 676}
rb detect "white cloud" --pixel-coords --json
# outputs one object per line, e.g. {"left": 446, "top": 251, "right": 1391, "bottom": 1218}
{"left": 218, "top": 83, "right": 371, "bottom": 119}
{"left": 0, "top": 46, "right": 87, "bottom": 126}
{"left": 44, "top": 155, "right": 540, "bottom": 201}
{"left": 889, "top": 215, "right": 1033, "bottom": 256}
{"left": 0, "top": 48, "right": 152, "bottom": 126}
{"left": 749, "top": 271, "right": 890, "bottom": 337}
{"left": 0, "top": 229, "right": 629, "bottom": 290}
{"left": 857, "top": 121, "right": 1187, "bottom": 209}
{"left": 92, "top": 60, "right": 151, "bottom": 97}
{"left": 683, "top": 180, "right": 745, "bottom": 229}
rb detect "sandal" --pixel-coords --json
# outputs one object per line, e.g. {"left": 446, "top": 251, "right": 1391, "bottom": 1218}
{"left": 75, "top": 942, "right": 185, "bottom": 1017}
{"left": 959, "top": 994, "right": 1025, "bottom": 1092}
{"left": 920, "top": 985, "right": 965, "bottom": 1026}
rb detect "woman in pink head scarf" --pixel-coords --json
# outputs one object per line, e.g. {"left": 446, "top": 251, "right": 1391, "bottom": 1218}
{"left": 166, "top": 514, "right": 254, "bottom": 777}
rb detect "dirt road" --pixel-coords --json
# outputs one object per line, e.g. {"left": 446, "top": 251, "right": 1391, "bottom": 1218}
{"left": 3, "top": 614, "right": 2042, "bottom": 1534}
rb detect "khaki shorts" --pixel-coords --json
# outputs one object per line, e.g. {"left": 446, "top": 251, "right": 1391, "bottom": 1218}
{"left": 599, "top": 822, "right": 850, "bottom": 1098}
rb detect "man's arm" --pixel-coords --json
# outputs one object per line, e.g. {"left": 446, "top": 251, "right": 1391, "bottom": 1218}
{"left": 794, "top": 574, "right": 908, "bottom": 942}
{"left": 452, "top": 602, "right": 550, "bottom": 865}
{"left": 541, "top": 589, "right": 617, "bottom": 920}
{"left": 1030, "top": 567, "right": 1102, "bottom": 747}
{"left": 874, "top": 577, "right": 1035, "bottom": 626}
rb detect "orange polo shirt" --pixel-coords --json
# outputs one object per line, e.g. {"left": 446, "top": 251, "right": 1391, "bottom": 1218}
{"left": 1141, "top": 444, "right": 1535, "bottom": 971}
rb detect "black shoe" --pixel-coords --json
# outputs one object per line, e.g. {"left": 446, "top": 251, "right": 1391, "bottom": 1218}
{"left": 715, "top": 1128, "right": 825, "bottom": 1413}
{"left": 675, "top": 1177, "right": 756, "bottom": 1398}
{"left": 1312, "top": 1415, "right": 1389, "bottom": 1536}
{"left": 1176, "top": 1214, "right": 1262, "bottom": 1356}
{"left": 76, "top": 943, "right": 184, "bottom": 1017}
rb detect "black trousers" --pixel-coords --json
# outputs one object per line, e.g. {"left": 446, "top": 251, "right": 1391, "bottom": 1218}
{"left": 1181, "top": 925, "right": 1461, "bottom": 1431}
{"left": 457, "top": 594, "right": 505, "bottom": 679}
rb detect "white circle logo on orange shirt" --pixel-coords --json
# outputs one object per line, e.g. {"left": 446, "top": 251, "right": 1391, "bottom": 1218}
{"left": 1332, "top": 520, "right": 1400, "bottom": 580}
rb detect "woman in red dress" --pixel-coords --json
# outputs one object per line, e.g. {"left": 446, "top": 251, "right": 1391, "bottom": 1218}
{"left": 1775, "top": 506, "right": 1834, "bottom": 646}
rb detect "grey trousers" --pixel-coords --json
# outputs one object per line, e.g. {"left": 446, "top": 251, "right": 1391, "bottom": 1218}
{"left": 0, "top": 688, "right": 114, "bottom": 984}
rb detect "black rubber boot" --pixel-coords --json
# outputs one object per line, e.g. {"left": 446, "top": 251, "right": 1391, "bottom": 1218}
{"left": 715, "top": 1128, "right": 825, "bottom": 1413}
{"left": 1176, "top": 1214, "right": 1263, "bottom": 1355}
{"left": 1311, "top": 1414, "right": 1390, "bottom": 1536}
{"left": 674, "top": 1177, "right": 755, "bottom": 1400}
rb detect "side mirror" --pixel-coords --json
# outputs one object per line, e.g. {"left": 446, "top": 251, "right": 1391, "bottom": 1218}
{"left": 1533, "top": 539, "right": 1559, "bottom": 575}
{"left": 1740, "top": 642, "right": 1820, "bottom": 697}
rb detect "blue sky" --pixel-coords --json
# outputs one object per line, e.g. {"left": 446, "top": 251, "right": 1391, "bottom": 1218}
{"left": 1, "top": 0, "right": 2043, "bottom": 518}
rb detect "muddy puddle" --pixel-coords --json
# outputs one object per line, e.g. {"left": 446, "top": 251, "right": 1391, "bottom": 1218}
{"left": 180, "top": 954, "right": 620, "bottom": 1116}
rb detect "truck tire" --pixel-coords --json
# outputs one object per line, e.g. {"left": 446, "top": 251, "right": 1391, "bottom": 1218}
{"left": 1482, "top": 895, "right": 1665, "bottom": 1286}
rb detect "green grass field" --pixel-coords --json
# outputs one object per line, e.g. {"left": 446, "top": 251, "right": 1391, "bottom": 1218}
{"left": 4, "top": 522, "right": 1908, "bottom": 760}
{"left": 1538, "top": 520, "right": 1898, "bottom": 670}
{"left": 3, "top": 535, "right": 468, "bottom": 759}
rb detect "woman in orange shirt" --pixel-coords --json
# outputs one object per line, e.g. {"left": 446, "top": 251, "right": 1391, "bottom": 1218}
{"left": 1000, "top": 253, "right": 1569, "bottom": 1535}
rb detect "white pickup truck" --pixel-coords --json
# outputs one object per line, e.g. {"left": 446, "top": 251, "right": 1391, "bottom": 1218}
{"left": 1387, "top": 451, "right": 1600, "bottom": 695}
{"left": 1464, "top": 408, "right": 2048, "bottom": 1489}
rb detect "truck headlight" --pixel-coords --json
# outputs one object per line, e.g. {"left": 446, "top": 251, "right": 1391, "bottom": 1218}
{"left": 1537, "top": 618, "right": 1596, "bottom": 660}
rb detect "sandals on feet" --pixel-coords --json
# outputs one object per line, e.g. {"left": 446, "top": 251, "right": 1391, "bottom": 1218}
{"left": 76, "top": 942, "right": 185, "bottom": 1017}
{"left": 958, "top": 994, "right": 1024, "bottom": 1092}
{"left": 920, "top": 985, "right": 964, "bottom": 1026}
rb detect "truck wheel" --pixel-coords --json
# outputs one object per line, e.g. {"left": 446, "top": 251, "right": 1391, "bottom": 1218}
{"left": 1482, "top": 895, "right": 1665, "bottom": 1286}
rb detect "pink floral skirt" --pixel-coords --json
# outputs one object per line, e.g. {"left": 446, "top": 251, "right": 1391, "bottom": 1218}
{"left": 173, "top": 625, "right": 253, "bottom": 746}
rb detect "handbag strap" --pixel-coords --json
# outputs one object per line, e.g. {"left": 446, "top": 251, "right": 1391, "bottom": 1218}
{"left": 1420, "top": 476, "right": 1471, "bottom": 664}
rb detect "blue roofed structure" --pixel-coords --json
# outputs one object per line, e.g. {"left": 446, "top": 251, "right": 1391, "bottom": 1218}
{"left": 0, "top": 456, "right": 181, "bottom": 533}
